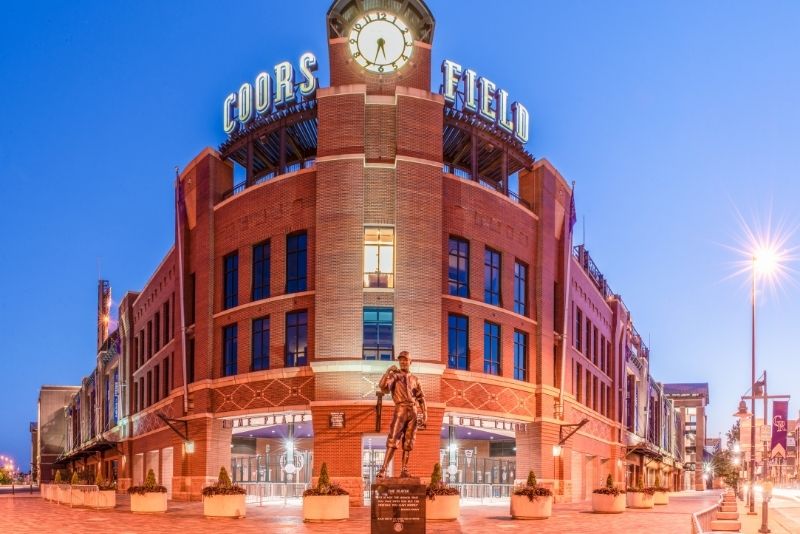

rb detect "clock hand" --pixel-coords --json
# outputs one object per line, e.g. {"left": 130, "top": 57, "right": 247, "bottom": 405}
{"left": 375, "top": 37, "right": 386, "bottom": 62}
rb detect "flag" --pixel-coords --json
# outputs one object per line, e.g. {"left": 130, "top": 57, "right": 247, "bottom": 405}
{"left": 568, "top": 183, "right": 577, "bottom": 234}
{"left": 771, "top": 400, "right": 789, "bottom": 453}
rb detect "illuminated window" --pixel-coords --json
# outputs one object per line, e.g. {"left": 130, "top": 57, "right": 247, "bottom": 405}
{"left": 364, "top": 227, "right": 394, "bottom": 288}
{"left": 448, "top": 237, "right": 469, "bottom": 297}
{"left": 363, "top": 308, "right": 394, "bottom": 360}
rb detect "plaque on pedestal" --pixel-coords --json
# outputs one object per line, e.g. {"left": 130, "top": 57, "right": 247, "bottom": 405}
{"left": 371, "top": 477, "right": 427, "bottom": 534}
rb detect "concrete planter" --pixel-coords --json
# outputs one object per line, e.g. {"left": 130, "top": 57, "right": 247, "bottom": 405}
{"left": 56, "top": 486, "right": 70, "bottom": 504}
{"left": 41, "top": 484, "right": 53, "bottom": 501}
{"left": 626, "top": 491, "right": 655, "bottom": 509}
{"left": 591, "top": 493, "right": 626, "bottom": 513}
{"left": 653, "top": 491, "right": 669, "bottom": 505}
{"left": 130, "top": 492, "right": 168, "bottom": 513}
{"left": 203, "top": 493, "right": 246, "bottom": 518}
{"left": 510, "top": 494, "right": 553, "bottom": 519}
{"left": 426, "top": 494, "right": 460, "bottom": 520}
{"left": 302, "top": 495, "right": 349, "bottom": 521}
{"left": 87, "top": 490, "right": 117, "bottom": 509}
{"left": 70, "top": 487, "right": 86, "bottom": 507}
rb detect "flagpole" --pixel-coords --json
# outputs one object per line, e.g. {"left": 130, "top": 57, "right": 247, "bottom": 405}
{"left": 557, "top": 181, "right": 576, "bottom": 418}
{"left": 175, "top": 168, "right": 189, "bottom": 415}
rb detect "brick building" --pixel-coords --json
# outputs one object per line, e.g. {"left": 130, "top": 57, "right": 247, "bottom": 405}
{"left": 40, "top": 0, "right": 689, "bottom": 503}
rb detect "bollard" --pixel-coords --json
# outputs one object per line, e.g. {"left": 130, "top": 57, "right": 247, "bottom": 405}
{"left": 759, "top": 499, "right": 770, "bottom": 533}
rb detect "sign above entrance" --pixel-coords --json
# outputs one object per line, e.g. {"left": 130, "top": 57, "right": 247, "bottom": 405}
{"left": 223, "top": 53, "right": 319, "bottom": 135}
{"left": 440, "top": 59, "right": 530, "bottom": 145}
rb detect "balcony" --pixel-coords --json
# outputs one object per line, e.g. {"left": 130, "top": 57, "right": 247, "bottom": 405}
{"left": 572, "top": 245, "right": 615, "bottom": 299}
{"left": 444, "top": 163, "right": 532, "bottom": 210}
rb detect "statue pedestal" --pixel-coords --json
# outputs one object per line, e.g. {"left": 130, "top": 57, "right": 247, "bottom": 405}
{"left": 371, "top": 477, "right": 427, "bottom": 534}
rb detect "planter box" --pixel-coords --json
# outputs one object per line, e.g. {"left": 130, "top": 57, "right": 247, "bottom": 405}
{"left": 87, "top": 490, "right": 117, "bottom": 509}
{"left": 653, "top": 491, "right": 669, "bottom": 505}
{"left": 130, "top": 492, "right": 168, "bottom": 513}
{"left": 426, "top": 494, "right": 459, "bottom": 521}
{"left": 591, "top": 493, "right": 626, "bottom": 513}
{"left": 302, "top": 495, "right": 349, "bottom": 522}
{"left": 510, "top": 494, "right": 552, "bottom": 519}
{"left": 41, "top": 484, "right": 52, "bottom": 501}
{"left": 203, "top": 493, "right": 246, "bottom": 518}
{"left": 626, "top": 492, "right": 654, "bottom": 509}
{"left": 57, "top": 486, "right": 70, "bottom": 504}
{"left": 70, "top": 488, "right": 86, "bottom": 507}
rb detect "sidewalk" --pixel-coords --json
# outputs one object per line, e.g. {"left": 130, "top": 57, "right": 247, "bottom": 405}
{"left": 737, "top": 498, "right": 793, "bottom": 534}
{"left": 0, "top": 490, "right": 725, "bottom": 533}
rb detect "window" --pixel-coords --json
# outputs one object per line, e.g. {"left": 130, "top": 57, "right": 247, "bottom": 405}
{"left": 146, "top": 371, "right": 152, "bottom": 407}
{"left": 484, "top": 322, "right": 500, "bottom": 375}
{"left": 574, "top": 307, "right": 582, "bottom": 351}
{"left": 363, "top": 308, "right": 394, "bottom": 360}
{"left": 147, "top": 321, "right": 153, "bottom": 359}
{"left": 223, "top": 252, "right": 239, "bottom": 309}
{"left": 575, "top": 363, "right": 583, "bottom": 402}
{"left": 448, "top": 237, "right": 469, "bottom": 297}
{"left": 585, "top": 318, "right": 592, "bottom": 362}
{"left": 188, "top": 273, "right": 196, "bottom": 324}
{"left": 447, "top": 314, "right": 468, "bottom": 370}
{"left": 600, "top": 335, "right": 607, "bottom": 373}
{"left": 285, "top": 310, "right": 308, "bottom": 366}
{"left": 163, "top": 301, "right": 170, "bottom": 345}
{"left": 252, "top": 317, "right": 270, "bottom": 371}
{"left": 187, "top": 338, "right": 195, "bottom": 383}
{"left": 513, "top": 261, "right": 527, "bottom": 315}
{"left": 134, "top": 381, "right": 139, "bottom": 413}
{"left": 138, "top": 377, "right": 144, "bottom": 412}
{"left": 489, "top": 441, "right": 516, "bottom": 457}
{"left": 286, "top": 232, "right": 308, "bottom": 293}
{"left": 154, "top": 312, "right": 161, "bottom": 353}
{"left": 484, "top": 248, "right": 501, "bottom": 305}
{"left": 154, "top": 364, "right": 160, "bottom": 403}
{"left": 252, "top": 241, "right": 271, "bottom": 301}
{"left": 163, "top": 358, "right": 170, "bottom": 398}
{"left": 133, "top": 336, "right": 139, "bottom": 370}
{"left": 364, "top": 228, "right": 394, "bottom": 288}
{"left": 223, "top": 324, "right": 238, "bottom": 376}
{"left": 513, "top": 330, "right": 528, "bottom": 381}
{"left": 593, "top": 326, "right": 599, "bottom": 366}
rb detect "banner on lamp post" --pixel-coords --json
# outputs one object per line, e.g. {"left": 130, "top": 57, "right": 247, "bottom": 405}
{"left": 771, "top": 400, "right": 789, "bottom": 455}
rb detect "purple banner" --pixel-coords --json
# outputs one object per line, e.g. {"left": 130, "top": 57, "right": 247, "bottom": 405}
{"left": 771, "top": 400, "right": 789, "bottom": 453}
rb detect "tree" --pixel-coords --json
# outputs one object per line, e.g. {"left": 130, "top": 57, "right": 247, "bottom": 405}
{"left": 726, "top": 421, "right": 741, "bottom": 451}
{"left": 711, "top": 449, "right": 739, "bottom": 489}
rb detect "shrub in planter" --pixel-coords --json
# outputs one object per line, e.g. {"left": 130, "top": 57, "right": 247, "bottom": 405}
{"left": 510, "top": 470, "right": 553, "bottom": 519}
{"left": 592, "top": 475, "right": 626, "bottom": 514}
{"left": 302, "top": 463, "right": 349, "bottom": 522}
{"left": 626, "top": 476, "right": 655, "bottom": 509}
{"left": 202, "top": 467, "right": 247, "bottom": 518}
{"left": 651, "top": 472, "right": 669, "bottom": 505}
{"left": 127, "top": 469, "right": 168, "bottom": 513}
{"left": 87, "top": 470, "right": 117, "bottom": 509}
{"left": 70, "top": 472, "right": 86, "bottom": 507}
{"left": 426, "top": 463, "right": 460, "bottom": 521}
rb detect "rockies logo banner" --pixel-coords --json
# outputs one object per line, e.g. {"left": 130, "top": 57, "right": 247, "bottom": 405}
{"left": 771, "top": 400, "right": 789, "bottom": 455}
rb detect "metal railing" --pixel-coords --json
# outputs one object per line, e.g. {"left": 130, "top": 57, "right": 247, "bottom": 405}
{"left": 454, "top": 483, "right": 514, "bottom": 501}
{"left": 691, "top": 495, "right": 721, "bottom": 534}
{"left": 238, "top": 481, "right": 308, "bottom": 506}
{"left": 443, "top": 164, "right": 532, "bottom": 211}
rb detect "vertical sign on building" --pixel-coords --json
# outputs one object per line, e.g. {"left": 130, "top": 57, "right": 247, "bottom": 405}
{"left": 771, "top": 400, "right": 789, "bottom": 455}
{"left": 113, "top": 368, "right": 119, "bottom": 425}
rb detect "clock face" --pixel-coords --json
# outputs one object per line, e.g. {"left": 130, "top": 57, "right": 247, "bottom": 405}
{"left": 348, "top": 11, "right": 413, "bottom": 74}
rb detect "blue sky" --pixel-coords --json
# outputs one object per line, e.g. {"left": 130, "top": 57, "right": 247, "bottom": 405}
{"left": 1, "top": 0, "right": 799, "bottom": 467}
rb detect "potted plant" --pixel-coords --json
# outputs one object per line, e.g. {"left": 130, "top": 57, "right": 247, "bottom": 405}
{"left": 626, "top": 476, "right": 655, "bottom": 509}
{"left": 87, "top": 470, "right": 117, "bottom": 509}
{"left": 651, "top": 472, "right": 669, "bottom": 505}
{"left": 202, "top": 467, "right": 247, "bottom": 518}
{"left": 592, "top": 474, "right": 626, "bottom": 513}
{"left": 70, "top": 471, "right": 86, "bottom": 507}
{"left": 426, "top": 463, "right": 460, "bottom": 520}
{"left": 127, "top": 469, "right": 168, "bottom": 513}
{"left": 302, "top": 463, "right": 349, "bottom": 521}
{"left": 510, "top": 470, "right": 553, "bottom": 519}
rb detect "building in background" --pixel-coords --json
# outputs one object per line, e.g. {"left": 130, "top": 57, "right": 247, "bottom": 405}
{"left": 37, "top": 0, "right": 699, "bottom": 502}
{"left": 664, "top": 383, "right": 710, "bottom": 490}
{"left": 36, "top": 385, "right": 80, "bottom": 482}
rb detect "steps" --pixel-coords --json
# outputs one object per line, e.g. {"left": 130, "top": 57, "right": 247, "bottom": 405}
{"left": 708, "top": 493, "right": 741, "bottom": 533}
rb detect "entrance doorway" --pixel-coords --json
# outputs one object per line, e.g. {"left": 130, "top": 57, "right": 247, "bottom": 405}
{"left": 362, "top": 435, "right": 391, "bottom": 503}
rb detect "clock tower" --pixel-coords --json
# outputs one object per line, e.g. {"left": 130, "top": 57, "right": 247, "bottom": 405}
{"left": 312, "top": 0, "right": 444, "bottom": 499}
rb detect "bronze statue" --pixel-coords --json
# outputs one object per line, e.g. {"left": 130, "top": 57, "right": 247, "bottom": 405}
{"left": 375, "top": 350, "right": 427, "bottom": 478}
